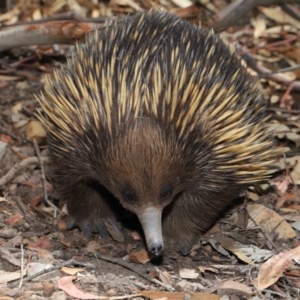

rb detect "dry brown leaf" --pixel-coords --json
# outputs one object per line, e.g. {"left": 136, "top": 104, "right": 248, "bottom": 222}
{"left": 170, "top": 0, "right": 193, "bottom": 8}
{"left": 131, "top": 231, "right": 142, "bottom": 240}
{"left": 57, "top": 276, "right": 107, "bottom": 299}
{"left": 261, "top": 7, "right": 300, "bottom": 28}
{"left": 219, "top": 280, "right": 253, "bottom": 297}
{"left": 247, "top": 191, "right": 260, "bottom": 201}
{"left": 0, "top": 270, "right": 27, "bottom": 284}
{"left": 4, "top": 214, "right": 23, "bottom": 226}
{"left": 221, "top": 237, "right": 254, "bottom": 264}
{"left": 251, "top": 16, "right": 266, "bottom": 38}
{"left": 86, "top": 240, "right": 102, "bottom": 252}
{"left": 156, "top": 269, "right": 174, "bottom": 285}
{"left": 38, "top": 249, "right": 54, "bottom": 264}
{"left": 26, "top": 120, "right": 46, "bottom": 144}
{"left": 257, "top": 245, "right": 300, "bottom": 290}
{"left": 128, "top": 249, "right": 150, "bottom": 264}
{"left": 140, "top": 291, "right": 220, "bottom": 300}
{"left": 103, "top": 219, "right": 124, "bottom": 242}
{"left": 179, "top": 268, "right": 199, "bottom": 279}
{"left": 272, "top": 176, "right": 289, "bottom": 194}
{"left": 197, "top": 266, "right": 218, "bottom": 273}
{"left": 0, "top": 75, "right": 19, "bottom": 81}
{"left": 247, "top": 204, "right": 296, "bottom": 239}
{"left": 61, "top": 267, "right": 84, "bottom": 275}
{"left": 221, "top": 237, "right": 272, "bottom": 264}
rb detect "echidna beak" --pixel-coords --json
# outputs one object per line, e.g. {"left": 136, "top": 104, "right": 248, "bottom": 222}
{"left": 137, "top": 206, "right": 164, "bottom": 256}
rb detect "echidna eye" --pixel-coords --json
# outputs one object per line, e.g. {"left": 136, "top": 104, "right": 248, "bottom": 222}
{"left": 160, "top": 186, "right": 172, "bottom": 200}
{"left": 122, "top": 189, "right": 137, "bottom": 203}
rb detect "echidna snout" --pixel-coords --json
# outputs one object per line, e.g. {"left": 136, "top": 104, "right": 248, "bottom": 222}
{"left": 137, "top": 206, "right": 164, "bottom": 256}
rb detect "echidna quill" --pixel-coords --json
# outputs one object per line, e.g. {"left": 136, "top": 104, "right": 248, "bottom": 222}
{"left": 37, "top": 10, "right": 283, "bottom": 256}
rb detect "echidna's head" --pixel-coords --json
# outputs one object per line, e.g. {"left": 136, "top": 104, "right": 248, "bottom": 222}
{"left": 97, "top": 119, "right": 204, "bottom": 256}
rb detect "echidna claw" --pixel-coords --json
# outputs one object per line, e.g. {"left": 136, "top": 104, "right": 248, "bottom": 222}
{"left": 180, "top": 245, "right": 190, "bottom": 256}
{"left": 66, "top": 218, "right": 76, "bottom": 230}
{"left": 80, "top": 222, "right": 92, "bottom": 239}
{"left": 96, "top": 220, "right": 110, "bottom": 238}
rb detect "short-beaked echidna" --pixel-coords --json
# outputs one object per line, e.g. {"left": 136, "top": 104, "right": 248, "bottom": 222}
{"left": 37, "top": 10, "right": 282, "bottom": 256}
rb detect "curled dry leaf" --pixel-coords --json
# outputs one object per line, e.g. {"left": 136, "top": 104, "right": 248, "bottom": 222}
{"left": 246, "top": 204, "right": 296, "bottom": 239}
{"left": 156, "top": 269, "right": 174, "bottom": 286}
{"left": 140, "top": 291, "right": 220, "bottom": 300}
{"left": 219, "top": 279, "right": 253, "bottom": 297}
{"left": 131, "top": 231, "right": 142, "bottom": 240}
{"left": 257, "top": 245, "right": 300, "bottom": 290}
{"left": 26, "top": 120, "right": 46, "bottom": 144}
{"left": 221, "top": 237, "right": 273, "bottom": 265}
{"left": 0, "top": 270, "right": 27, "bottom": 284}
{"left": 57, "top": 276, "right": 107, "bottom": 299}
{"left": 260, "top": 7, "right": 300, "bottom": 29}
{"left": 251, "top": 16, "right": 266, "bottom": 39}
{"left": 128, "top": 249, "right": 150, "bottom": 264}
{"left": 4, "top": 213, "right": 23, "bottom": 226}
{"left": 179, "top": 268, "right": 199, "bottom": 279}
{"left": 272, "top": 176, "right": 289, "bottom": 194}
{"left": 61, "top": 267, "right": 84, "bottom": 276}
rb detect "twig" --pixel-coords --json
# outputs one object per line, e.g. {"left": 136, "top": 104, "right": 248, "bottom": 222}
{"left": 0, "top": 20, "right": 95, "bottom": 52}
{"left": 0, "top": 156, "right": 49, "bottom": 186}
{"left": 267, "top": 107, "right": 300, "bottom": 114}
{"left": 248, "top": 266, "right": 265, "bottom": 300}
{"left": 283, "top": 153, "right": 300, "bottom": 201}
{"left": 215, "top": 0, "right": 300, "bottom": 31}
{"left": 280, "top": 81, "right": 298, "bottom": 109}
{"left": 14, "top": 196, "right": 27, "bottom": 216}
{"left": 9, "top": 258, "right": 96, "bottom": 288}
{"left": 87, "top": 252, "right": 175, "bottom": 292}
{"left": 1, "top": 14, "right": 108, "bottom": 28}
{"left": 236, "top": 44, "right": 300, "bottom": 92}
{"left": 0, "top": 126, "right": 31, "bottom": 144}
{"left": 282, "top": 3, "right": 300, "bottom": 22}
{"left": 33, "top": 140, "right": 58, "bottom": 213}
{"left": 266, "top": 64, "right": 300, "bottom": 75}
{"left": 18, "top": 244, "right": 24, "bottom": 290}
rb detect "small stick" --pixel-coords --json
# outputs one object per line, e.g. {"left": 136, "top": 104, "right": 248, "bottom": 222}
{"left": 33, "top": 140, "right": 58, "bottom": 214}
{"left": 18, "top": 244, "right": 24, "bottom": 290}
{"left": 0, "top": 126, "right": 31, "bottom": 144}
{"left": 237, "top": 44, "right": 300, "bottom": 92}
{"left": 0, "top": 156, "right": 49, "bottom": 186}
{"left": 283, "top": 153, "right": 300, "bottom": 201}
{"left": 88, "top": 252, "right": 175, "bottom": 292}
{"left": 9, "top": 258, "right": 96, "bottom": 288}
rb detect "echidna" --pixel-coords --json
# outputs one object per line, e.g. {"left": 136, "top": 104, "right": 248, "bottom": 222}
{"left": 37, "top": 10, "right": 282, "bottom": 256}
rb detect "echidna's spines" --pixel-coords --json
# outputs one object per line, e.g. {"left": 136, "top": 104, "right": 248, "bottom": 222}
{"left": 37, "top": 9, "right": 283, "bottom": 189}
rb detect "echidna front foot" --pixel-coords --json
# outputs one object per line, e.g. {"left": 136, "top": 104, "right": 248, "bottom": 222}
{"left": 60, "top": 179, "right": 121, "bottom": 240}
{"left": 179, "top": 245, "right": 191, "bottom": 256}
{"left": 164, "top": 235, "right": 195, "bottom": 256}
{"left": 67, "top": 216, "right": 110, "bottom": 239}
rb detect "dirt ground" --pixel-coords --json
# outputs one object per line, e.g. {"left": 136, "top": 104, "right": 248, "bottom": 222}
{"left": 0, "top": 1, "right": 300, "bottom": 300}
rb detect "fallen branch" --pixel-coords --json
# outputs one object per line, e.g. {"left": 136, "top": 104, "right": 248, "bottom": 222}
{"left": 215, "top": 0, "right": 300, "bottom": 31}
{"left": 86, "top": 252, "right": 175, "bottom": 292}
{"left": 237, "top": 45, "right": 300, "bottom": 93}
{"left": 0, "top": 156, "right": 49, "bottom": 186}
{"left": 9, "top": 258, "right": 96, "bottom": 288}
{"left": 0, "top": 18, "right": 106, "bottom": 52}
